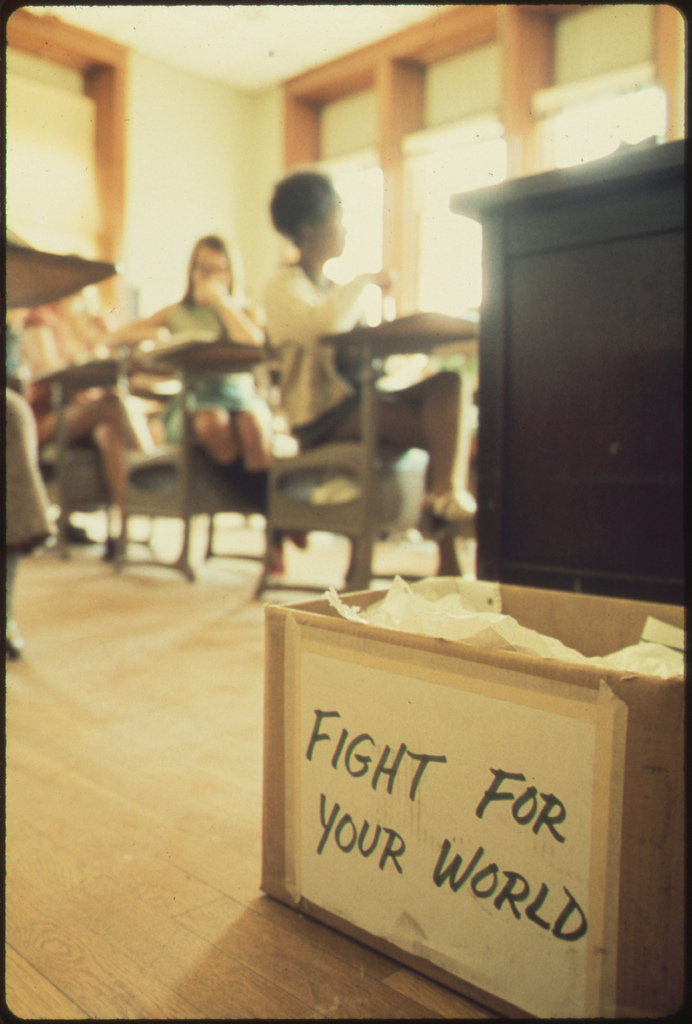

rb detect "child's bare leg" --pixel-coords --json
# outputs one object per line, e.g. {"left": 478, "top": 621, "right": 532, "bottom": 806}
{"left": 65, "top": 394, "right": 128, "bottom": 532}
{"left": 234, "top": 408, "right": 273, "bottom": 471}
{"left": 192, "top": 408, "right": 239, "bottom": 464}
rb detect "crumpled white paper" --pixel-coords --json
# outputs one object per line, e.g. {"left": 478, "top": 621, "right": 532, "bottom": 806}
{"left": 597, "top": 642, "right": 684, "bottom": 677}
{"left": 325, "top": 576, "right": 684, "bottom": 679}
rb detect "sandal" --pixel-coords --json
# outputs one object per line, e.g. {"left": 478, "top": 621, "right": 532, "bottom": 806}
{"left": 420, "top": 490, "right": 476, "bottom": 538}
{"left": 426, "top": 490, "right": 476, "bottom": 523}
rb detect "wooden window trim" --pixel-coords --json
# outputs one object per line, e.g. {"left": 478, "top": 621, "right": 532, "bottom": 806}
{"left": 283, "top": 5, "right": 585, "bottom": 119}
{"left": 7, "top": 7, "right": 127, "bottom": 71}
{"left": 284, "top": 5, "right": 499, "bottom": 106}
{"left": 280, "top": 4, "right": 683, "bottom": 303}
{"left": 654, "top": 4, "right": 686, "bottom": 140}
{"left": 376, "top": 59, "right": 425, "bottom": 281}
{"left": 500, "top": 6, "right": 555, "bottom": 178}
{"left": 281, "top": 5, "right": 562, "bottom": 302}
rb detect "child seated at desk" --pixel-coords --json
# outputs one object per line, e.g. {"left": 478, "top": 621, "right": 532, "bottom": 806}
{"left": 109, "top": 235, "right": 296, "bottom": 572}
{"left": 109, "top": 235, "right": 273, "bottom": 475}
{"left": 264, "top": 170, "right": 475, "bottom": 576}
{"left": 12, "top": 292, "right": 152, "bottom": 557}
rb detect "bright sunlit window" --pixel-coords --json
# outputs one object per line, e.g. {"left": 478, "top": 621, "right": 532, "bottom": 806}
{"left": 540, "top": 84, "right": 667, "bottom": 169}
{"left": 6, "top": 70, "right": 100, "bottom": 257}
{"left": 405, "top": 123, "right": 507, "bottom": 316}
{"left": 321, "top": 153, "right": 384, "bottom": 325}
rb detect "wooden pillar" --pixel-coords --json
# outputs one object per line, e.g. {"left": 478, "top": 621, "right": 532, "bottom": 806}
{"left": 654, "top": 4, "right": 686, "bottom": 141}
{"left": 375, "top": 59, "right": 424, "bottom": 304}
{"left": 84, "top": 64, "right": 125, "bottom": 261}
{"left": 84, "top": 62, "right": 127, "bottom": 312}
{"left": 283, "top": 93, "right": 320, "bottom": 169}
{"left": 500, "top": 6, "right": 554, "bottom": 178}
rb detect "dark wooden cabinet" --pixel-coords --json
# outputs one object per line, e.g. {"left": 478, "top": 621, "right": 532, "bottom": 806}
{"left": 453, "top": 140, "right": 685, "bottom": 603}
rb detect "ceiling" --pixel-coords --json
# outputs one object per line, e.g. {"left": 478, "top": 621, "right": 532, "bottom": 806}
{"left": 24, "top": 5, "right": 453, "bottom": 92}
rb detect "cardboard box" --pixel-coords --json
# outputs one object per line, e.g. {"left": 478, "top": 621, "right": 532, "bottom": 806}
{"left": 262, "top": 584, "right": 684, "bottom": 1019}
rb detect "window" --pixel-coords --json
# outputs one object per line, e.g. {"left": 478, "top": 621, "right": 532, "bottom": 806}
{"left": 404, "top": 120, "right": 507, "bottom": 317}
{"left": 6, "top": 63, "right": 100, "bottom": 258}
{"left": 320, "top": 152, "right": 385, "bottom": 326}
{"left": 536, "top": 76, "right": 668, "bottom": 170}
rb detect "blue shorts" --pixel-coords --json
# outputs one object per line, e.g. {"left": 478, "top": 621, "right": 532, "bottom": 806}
{"left": 162, "top": 373, "right": 266, "bottom": 443}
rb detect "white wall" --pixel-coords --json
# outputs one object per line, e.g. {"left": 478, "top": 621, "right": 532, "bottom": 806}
{"left": 234, "top": 86, "right": 285, "bottom": 303}
{"left": 121, "top": 52, "right": 282, "bottom": 316}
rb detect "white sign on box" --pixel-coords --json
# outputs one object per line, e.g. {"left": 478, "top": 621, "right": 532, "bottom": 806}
{"left": 283, "top": 621, "right": 628, "bottom": 1019}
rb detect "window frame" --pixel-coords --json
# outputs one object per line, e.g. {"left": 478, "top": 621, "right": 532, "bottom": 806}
{"left": 280, "top": 4, "right": 684, "bottom": 313}
{"left": 7, "top": 8, "right": 127, "bottom": 312}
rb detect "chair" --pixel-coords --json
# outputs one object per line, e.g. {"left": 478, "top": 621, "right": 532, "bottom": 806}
{"left": 117, "top": 447, "right": 266, "bottom": 581}
{"left": 8, "top": 234, "right": 120, "bottom": 557}
{"left": 256, "top": 332, "right": 434, "bottom": 596}
{"left": 116, "top": 361, "right": 266, "bottom": 580}
{"left": 258, "top": 439, "right": 429, "bottom": 594}
{"left": 256, "top": 314, "right": 479, "bottom": 595}
{"left": 37, "top": 372, "right": 113, "bottom": 557}
{"left": 36, "top": 355, "right": 162, "bottom": 558}
{"left": 39, "top": 439, "right": 110, "bottom": 555}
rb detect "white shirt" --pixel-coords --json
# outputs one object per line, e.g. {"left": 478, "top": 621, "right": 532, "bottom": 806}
{"left": 264, "top": 263, "right": 370, "bottom": 429}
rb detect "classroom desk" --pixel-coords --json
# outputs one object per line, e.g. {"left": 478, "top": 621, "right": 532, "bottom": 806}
{"left": 6, "top": 239, "right": 116, "bottom": 309}
{"left": 324, "top": 311, "right": 478, "bottom": 359}
{"left": 452, "top": 140, "right": 684, "bottom": 604}
{"left": 142, "top": 335, "right": 267, "bottom": 377}
{"left": 137, "top": 332, "right": 269, "bottom": 460}
{"left": 117, "top": 335, "right": 269, "bottom": 579}
{"left": 324, "top": 312, "right": 479, "bottom": 495}
{"left": 37, "top": 355, "right": 127, "bottom": 394}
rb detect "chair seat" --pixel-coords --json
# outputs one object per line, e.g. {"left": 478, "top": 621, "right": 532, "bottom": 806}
{"left": 257, "top": 440, "right": 430, "bottom": 593}
{"left": 38, "top": 440, "right": 109, "bottom": 558}
{"left": 39, "top": 441, "right": 108, "bottom": 509}
{"left": 118, "top": 444, "right": 266, "bottom": 579}
{"left": 124, "top": 445, "right": 264, "bottom": 519}
{"left": 269, "top": 441, "right": 428, "bottom": 537}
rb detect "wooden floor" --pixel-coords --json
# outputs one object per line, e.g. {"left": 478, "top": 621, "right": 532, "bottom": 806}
{"left": 5, "top": 516, "right": 496, "bottom": 1020}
